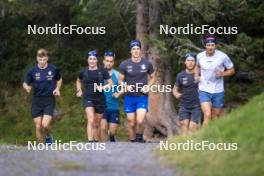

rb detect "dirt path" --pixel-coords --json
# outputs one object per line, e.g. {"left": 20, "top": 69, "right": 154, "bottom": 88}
{"left": 0, "top": 142, "right": 178, "bottom": 176}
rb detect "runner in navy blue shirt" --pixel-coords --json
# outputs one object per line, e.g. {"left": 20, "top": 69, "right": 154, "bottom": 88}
{"left": 119, "top": 40, "right": 156, "bottom": 142}
{"left": 23, "top": 48, "right": 62, "bottom": 144}
{"left": 76, "top": 50, "right": 113, "bottom": 142}
{"left": 173, "top": 53, "right": 201, "bottom": 134}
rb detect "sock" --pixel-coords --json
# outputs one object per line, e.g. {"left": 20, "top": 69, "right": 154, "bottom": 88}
{"left": 136, "top": 134, "right": 143, "bottom": 140}
{"left": 109, "top": 133, "right": 116, "bottom": 142}
{"left": 136, "top": 134, "right": 145, "bottom": 142}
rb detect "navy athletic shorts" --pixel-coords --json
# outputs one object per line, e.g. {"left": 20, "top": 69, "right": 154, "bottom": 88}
{"left": 31, "top": 96, "right": 55, "bottom": 118}
{"left": 83, "top": 98, "right": 105, "bottom": 114}
{"left": 102, "top": 109, "right": 120, "bottom": 124}
{"left": 178, "top": 105, "right": 202, "bottom": 124}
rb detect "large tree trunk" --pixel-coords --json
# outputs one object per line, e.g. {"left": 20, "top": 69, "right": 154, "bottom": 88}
{"left": 136, "top": 0, "right": 149, "bottom": 58}
{"left": 1, "top": 0, "right": 8, "bottom": 18}
{"left": 136, "top": 0, "right": 180, "bottom": 140}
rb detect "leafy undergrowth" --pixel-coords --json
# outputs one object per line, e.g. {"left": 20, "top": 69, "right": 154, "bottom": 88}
{"left": 0, "top": 84, "right": 127, "bottom": 144}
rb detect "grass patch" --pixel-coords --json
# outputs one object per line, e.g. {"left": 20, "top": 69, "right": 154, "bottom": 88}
{"left": 0, "top": 84, "right": 127, "bottom": 144}
{"left": 53, "top": 160, "right": 86, "bottom": 171}
{"left": 158, "top": 92, "right": 264, "bottom": 176}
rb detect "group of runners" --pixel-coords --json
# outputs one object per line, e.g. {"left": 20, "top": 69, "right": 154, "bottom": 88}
{"left": 23, "top": 36, "right": 235, "bottom": 144}
{"left": 173, "top": 36, "right": 235, "bottom": 134}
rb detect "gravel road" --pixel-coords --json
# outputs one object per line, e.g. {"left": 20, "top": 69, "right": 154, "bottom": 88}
{"left": 0, "top": 142, "right": 178, "bottom": 176}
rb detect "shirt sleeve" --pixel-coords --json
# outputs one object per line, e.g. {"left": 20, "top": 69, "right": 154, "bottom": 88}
{"left": 196, "top": 56, "right": 201, "bottom": 66}
{"left": 147, "top": 61, "right": 154, "bottom": 75}
{"left": 78, "top": 69, "right": 84, "bottom": 80}
{"left": 112, "top": 71, "right": 119, "bottom": 92}
{"left": 174, "top": 73, "right": 181, "bottom": 87}
{"left": 112, "top": 70, "right": 119, "bottom": 84}
{"left": 223, "top": 55, "right": 234, "bottom": 69}
{"left": 54, "top": 68, "right": 61, "bottom": 81}
{"left": 118, "top": 62, "right": 126, "bottom": 75}
{"left": 103, "top": 68, "right": 110, "bottom": 80}
{"left": 24, "top": 69, "right": 34, "bottom": 85}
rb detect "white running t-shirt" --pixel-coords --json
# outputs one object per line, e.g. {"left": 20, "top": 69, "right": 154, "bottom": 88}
{"left": 197, "top": 50, "right": 234, "bottom": 94}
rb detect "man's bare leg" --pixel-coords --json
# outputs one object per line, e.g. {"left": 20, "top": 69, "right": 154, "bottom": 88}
{"left": 201, "top": 102, "right": 212, "bottom": 126}
{"left": 109, "top": 123, "right": 118, "bottom": 136}
{"left": 180, "top": 119, "right": 190, "bottom": 135}
{"left": 100, "top": 118, "right": 108, "bottom": 142}
{"left": 33, "top": 117, "right": 43, "bottom": 143}
{"left": 42, "top": 115, "right": 52, "bottom": 137}
{"left": 136, "top": 109, "right": 147, "bottom": 133}
{"left": 108, "top": 123, "right": 118, "bottom": 142}
{"left": 135, "top": 108, "right": 147, "bottom": 142}
{"left": 126, "top": 113, "right": 136, "bottom": 141}
{"left": 212, "top": 108, "right": 222, "bottom": 120}
{"left": 189, "top": 121, "right": 200, "bottom": 133}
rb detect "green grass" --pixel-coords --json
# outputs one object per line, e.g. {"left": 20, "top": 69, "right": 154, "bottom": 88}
{"left": 0, "top": 84, "right": 127, "bottom": 144}
{"left": 158, "top": 92, "right": 264, "bottom": 176}
{"left": 53, "top": 160, "right": 86, "bottom": 171}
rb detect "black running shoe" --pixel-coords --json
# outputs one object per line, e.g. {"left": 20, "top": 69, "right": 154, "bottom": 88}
{"left": 109, "top": 135, "right": 116, "bottom": 142}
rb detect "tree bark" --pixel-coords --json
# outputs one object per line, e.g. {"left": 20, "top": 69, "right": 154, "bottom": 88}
{"left": 135, "top": 0, "right": 180, "bottom": 140}
{"left": 1, "top": 0, "right": 8, "bottom": 18}
{"left": 136, "top": 0, "right": 149, "bottom": 58}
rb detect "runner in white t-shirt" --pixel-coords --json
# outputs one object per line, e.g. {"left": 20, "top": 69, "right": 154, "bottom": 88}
{"left": 195, "top": 36, "right": 235, "bottom": 125}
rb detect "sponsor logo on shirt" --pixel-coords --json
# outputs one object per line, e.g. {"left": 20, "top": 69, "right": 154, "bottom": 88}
{"left": 182, "top": 77, "right": 188, "bottom": 85}
{"left": 140, "top": 64, "right": 147, "bottom": 72}
{"left": 46, "top": 70, "right": 54, "bottom": 80}
{"left": 127, "top": 65, "right": 133, "bottom": 72}
{"left": 35, "top": 73, "right": 40, "bottom": 80}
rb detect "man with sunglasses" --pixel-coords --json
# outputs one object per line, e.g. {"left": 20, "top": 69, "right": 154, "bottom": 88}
{"left": 195, "top": 36, "right": 235, "bottom": 125}
{"left": 23, "top": 48, "right": 62, "bottom": 144}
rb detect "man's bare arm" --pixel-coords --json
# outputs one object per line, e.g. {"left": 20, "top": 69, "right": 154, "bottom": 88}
{"left": 118, "top": 73, "right": 127, "bottom": 94}
{"left": 172, "top": 85, "right": 182, "bottom": 99}
{"left": 53, "top": 78, "right": 62, "bottom": 96}
{"left": 194, "top": 64, "right": 201, "bottom": 82}
{"left": 23, "top": 82, "right": 32, "bottom": 93}
{"left": 148, "top": 72, "right": 156, "bottom": 87}
{"left": 216, "top": 68, "right": 235, "bottom": 78}
{"left": 223, "top": 68, "right": 235, "bottom": 76}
